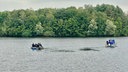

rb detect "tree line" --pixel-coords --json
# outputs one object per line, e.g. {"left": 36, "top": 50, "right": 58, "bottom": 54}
{"left": 0, "top": 4, "right": 128, "bottom": 37}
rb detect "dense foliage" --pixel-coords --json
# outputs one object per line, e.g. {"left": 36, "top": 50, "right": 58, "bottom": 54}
{"left": 0, "top": 4, "right": 128, "bottom": 37}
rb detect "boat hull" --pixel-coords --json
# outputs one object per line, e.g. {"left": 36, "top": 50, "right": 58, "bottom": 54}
{"left": 105, "top": 44, "right": 116, "bottom": 48}
{"left": 31, "top": 46, "right": 44, "bottom": 50}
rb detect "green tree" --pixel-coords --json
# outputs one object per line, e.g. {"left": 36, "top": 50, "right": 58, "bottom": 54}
{"left": 87, "top": 19, "right": 98, "bottom": 36}
{"left": 0, "top": 4, "right": 127, "bottom": 37}
{"left": 35, "top": 22, "right": 44, "bottom": 36}
{"left": 105, "top": 19, "right": 116, "bottom": 36}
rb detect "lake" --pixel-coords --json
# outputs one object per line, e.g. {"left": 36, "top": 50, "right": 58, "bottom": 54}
{"left": 0, "top": 37, "right": 128, "bottom": 72}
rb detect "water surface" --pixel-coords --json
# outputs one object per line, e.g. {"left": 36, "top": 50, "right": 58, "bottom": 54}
{"left": 0, "top": 37, "right": 128, "bottom": 72}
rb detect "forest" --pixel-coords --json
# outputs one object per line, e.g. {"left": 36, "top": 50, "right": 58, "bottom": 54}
{"left": 0, "top": 4, "right": 128, "bottom": 37}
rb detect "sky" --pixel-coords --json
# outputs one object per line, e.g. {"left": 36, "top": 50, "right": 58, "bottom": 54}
{"left": 0, "top": 0, "right": 128, "bottom": 12}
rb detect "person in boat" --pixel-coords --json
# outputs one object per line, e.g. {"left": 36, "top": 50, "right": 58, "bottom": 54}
{"left": 109, "top": 39, "right": 115, "bottom": 46}
{"left": 32, "top": 43, "right": 42, "bottom": 47}
{"left": 113, "top": 39, "right": 115, "bottom": 44}
{"left": 35, "top": 44, "right": 39, "bottom": 47}
{"left": 32, "top": 43, "right": 38, "bottom": 47}
{"left": 32, "top": 43, "right": 35, "bottom": 47}
{"left": 106, "top": 41, "right": 109, "bottom": 45}
{"left": 110, "top": 39, "right": 115, "bottom": 44}
{"left": 106, "top": 40, "right": 111, "bottom": 46}
{"left": 38, "top": 43, "right": 42, "bottom": 47}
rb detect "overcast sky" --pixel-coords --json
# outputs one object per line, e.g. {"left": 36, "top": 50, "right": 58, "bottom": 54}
{"left": 0, "top": 0, "right": 128, "bottom": 12}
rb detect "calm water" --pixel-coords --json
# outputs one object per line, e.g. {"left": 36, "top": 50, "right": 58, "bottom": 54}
{"left": 0, "top": 37, "right": 128, "bottom": 72}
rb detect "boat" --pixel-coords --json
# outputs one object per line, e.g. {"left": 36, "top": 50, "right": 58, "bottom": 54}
{"left": 31, "top": 43, "right": 44, "bottom": 50}
{"left": 105, "top": 39, "right": 117, "bottom": 48}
